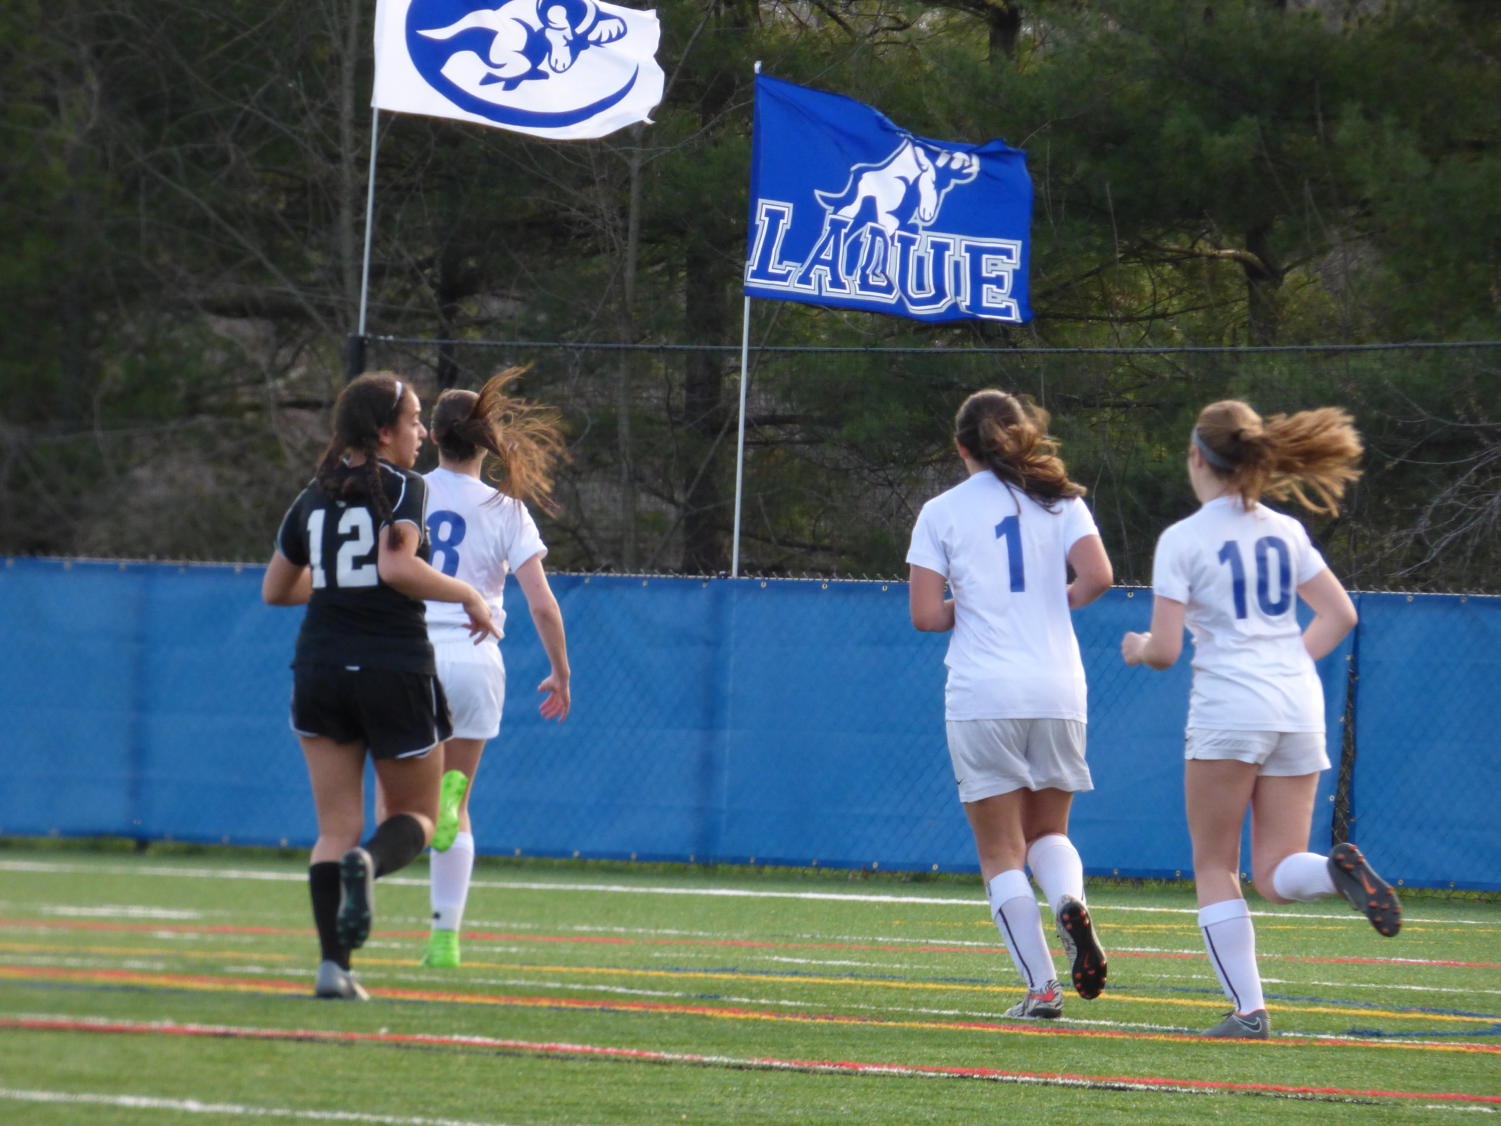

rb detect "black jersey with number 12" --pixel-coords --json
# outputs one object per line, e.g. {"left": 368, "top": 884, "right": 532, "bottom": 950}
{"left": 275, "top": 460, "right": 436, "bottom": 674}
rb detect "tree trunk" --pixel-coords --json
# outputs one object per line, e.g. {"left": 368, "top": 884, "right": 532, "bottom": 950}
{"left": 682, "top": 239, "right": 728, "bottom": 574}
{"left": 615, "top": 124, "right": 647, "bottom": 570}
{"left": 1244, "top": 222, "right": 1283, "bottom": 346}
{"left": 986, "top": 1, "right": 1022, "bottom": 62}
{"left": 337, "top": 0, "right": 363, "bottom": 323}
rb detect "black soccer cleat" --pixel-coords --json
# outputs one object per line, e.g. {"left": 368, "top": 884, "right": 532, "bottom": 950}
{"left": 336, "top": 846, "right": 375, "bottom": 951}
{"left": 1328, "top": 842, "right": 1402, "bottom": 937}
{"left": 1055, "top": 894, "right": 1108, "bottom": 1000}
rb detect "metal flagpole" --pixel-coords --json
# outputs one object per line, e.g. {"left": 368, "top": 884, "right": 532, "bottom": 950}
{"left": 731, "top": 292, "right": 751, "bottom": 578}
{"left": 349, "top": 106, "right": 382, "bottom": 378}
{"left": 731, "top": 61, "right": 762, "bottom": 579}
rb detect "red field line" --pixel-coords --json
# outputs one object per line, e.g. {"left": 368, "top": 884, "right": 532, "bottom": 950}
{"left": 3, "top": 1015, "right": 1497, "bottom": 1108}
{"left": 1, "top": 917, "right": 1493, "bottom": 970}
{"left": 3, "top": 965, "right": 1497, "bottom": 1056}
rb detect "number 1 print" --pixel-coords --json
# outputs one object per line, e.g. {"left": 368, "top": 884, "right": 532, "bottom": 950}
{"left": 994, "top": 514, "right": 1025, "bottom": 592}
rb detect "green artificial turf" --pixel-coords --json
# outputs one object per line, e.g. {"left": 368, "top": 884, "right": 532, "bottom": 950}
{"left": 0, "top": 843, "right": 1495, "bottom": 1125}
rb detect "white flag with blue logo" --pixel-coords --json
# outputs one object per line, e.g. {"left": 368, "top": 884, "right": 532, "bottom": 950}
{"left": 373, "top": 0, "right": 664, "bottom": 141}
{"left": 745, "top": 76, "right": 1032, "bottom": 324}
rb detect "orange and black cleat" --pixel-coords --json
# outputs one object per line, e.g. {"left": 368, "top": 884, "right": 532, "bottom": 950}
{"left": 1055, "top": 894, "right": 1108, "bottom": 999}
{"left": 1328, "top": 842, "right": 1402, "bottom": 937}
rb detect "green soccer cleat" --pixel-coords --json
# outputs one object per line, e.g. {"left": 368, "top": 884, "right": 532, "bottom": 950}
{"left": 431, "top": 770, "right": 469, "bottom": 853}
{"left": 420, "top": 929, "right": 461, "bottom": 969}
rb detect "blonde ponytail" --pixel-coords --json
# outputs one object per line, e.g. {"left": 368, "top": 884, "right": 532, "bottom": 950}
{"left": 1195, "top": 400, "right": 1362, "bottom": 515}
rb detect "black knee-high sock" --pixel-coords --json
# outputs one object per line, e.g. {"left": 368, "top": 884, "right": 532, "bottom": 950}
{"left": 364, "top": 812, "right": 426, "bottom": 878}
{"left": 309, "top": 862, "right": 348, "bottom": 969}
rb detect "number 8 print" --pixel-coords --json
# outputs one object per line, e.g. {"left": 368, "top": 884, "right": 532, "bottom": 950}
{"left": 427, "top": 509, "right": 467, "bottom": 576}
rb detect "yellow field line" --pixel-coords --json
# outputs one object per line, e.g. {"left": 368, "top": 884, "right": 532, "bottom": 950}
{"left": 2, "top": 965, "right": 1497, "bottom": 1058}
{"left": 1, "top": 948, "right": 1492, "bottom": 1028}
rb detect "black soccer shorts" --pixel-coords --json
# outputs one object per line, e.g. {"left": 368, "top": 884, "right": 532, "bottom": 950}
{"left": 290, "top": 663, "right": 453, "bottom": 759}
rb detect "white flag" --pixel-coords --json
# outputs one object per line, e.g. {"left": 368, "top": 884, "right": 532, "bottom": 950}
{"left": 373, "top": 0, "right": 664, "bottom": 141}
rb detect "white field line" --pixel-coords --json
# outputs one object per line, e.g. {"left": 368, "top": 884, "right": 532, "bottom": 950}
{"left": 8, "top": 940, "right": 1500, "bottom": 1009}
{"left": 0, "top": 917, "right": 1491, "bottom": 975}
{"left": 1, "top": 915, "right": 1491, "bottom": 979}
{"left": 0, "top": 1088, "right": 568, "bottom": 1126}
{"left": 40, "top": 905, "right": 203, "bottom": 919}
{"left": 0, "top": 859, "right": 1481, "bottom": 926}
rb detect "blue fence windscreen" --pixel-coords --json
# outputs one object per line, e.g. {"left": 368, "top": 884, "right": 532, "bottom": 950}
{"left": 1, "top": 559, "right": 1495, "bottom": 889}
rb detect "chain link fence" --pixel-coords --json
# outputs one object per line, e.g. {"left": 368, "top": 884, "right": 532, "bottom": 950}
{"left": 350, "top": 338, "right": 1501, "bottom": 591}
{"left": 4, "top": 340, "right": 1496, "bottom": 594}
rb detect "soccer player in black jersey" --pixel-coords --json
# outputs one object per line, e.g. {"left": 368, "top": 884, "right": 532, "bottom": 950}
{"left": 263, "top": 371, "right": 497, "bottom": 1000}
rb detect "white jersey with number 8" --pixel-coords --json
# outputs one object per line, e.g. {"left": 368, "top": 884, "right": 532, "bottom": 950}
{"left": 421, "top": 466, "right": 547, "bottom": 644}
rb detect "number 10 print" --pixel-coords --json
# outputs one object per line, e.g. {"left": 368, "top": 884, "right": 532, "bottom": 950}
{"left": 1216, "top": 536, "right": 1292, "bottom": 619}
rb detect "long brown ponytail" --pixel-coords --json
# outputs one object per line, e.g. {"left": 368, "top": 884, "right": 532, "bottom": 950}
{"left": 430, "top": 366, "right": 568, "bottom": 514}
{"left": 954, "top": 389, "right": 1085, "bottom": 510}
{"left": 1193, "top": 399, "right": 1363, "bottom": 516}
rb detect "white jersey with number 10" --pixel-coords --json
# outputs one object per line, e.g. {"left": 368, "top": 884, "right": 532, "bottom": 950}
{"left": 1151, "top": 495, "right": 1329, "bottom": 733}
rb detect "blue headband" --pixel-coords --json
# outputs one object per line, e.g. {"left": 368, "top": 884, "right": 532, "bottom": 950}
{"left": 1192, "top": 429, "right": 1235, "bottom": 471}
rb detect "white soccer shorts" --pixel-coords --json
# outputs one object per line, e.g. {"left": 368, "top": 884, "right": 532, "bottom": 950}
{"left": 1184, "top": 729, "right": 1330, "bottom": 776}
{"left": 944, "top": 718, "right": 1092, "bottom": 804}
{"left": 433, "top": 636, "right": 506, "bottom": 741}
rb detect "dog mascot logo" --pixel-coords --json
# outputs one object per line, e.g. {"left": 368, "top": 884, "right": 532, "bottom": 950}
{"left": 399, "top": 0, "right": 660, "bottom": 134}
{"left": 747, "top": 135, "right": 1023, "bottom": 322}
{"left": 817, "top": 140, "right": 980, "bottom": 237}
{"left": 417, "top": 0, "right": 625, "bottom": 91}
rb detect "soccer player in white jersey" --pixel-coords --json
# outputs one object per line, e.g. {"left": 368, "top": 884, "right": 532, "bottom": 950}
{"left": 1122, "top": 399, "right": 1402, "bottom": 1040}
{"left": 417, "top": 367, "right": 572, "bottom": 969}
{"left": 907, "top": 390, "right": 1113, "bottom": 1020}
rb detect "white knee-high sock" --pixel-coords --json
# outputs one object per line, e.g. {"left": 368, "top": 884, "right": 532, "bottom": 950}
{"left": 1026, "top": 833, "right": 1086, "bottom": 915}
{"left": 1198, "top": 898, "right": 1265, "bottom": 1014}
{"left": 1271, "top": 851, "right": 1336, "bottom": 902}
{"left": 986, "top": 870, "right": 1056, "bottom": 991}
{"left": 430, "top": 831, "right": 475, "bottom": 932}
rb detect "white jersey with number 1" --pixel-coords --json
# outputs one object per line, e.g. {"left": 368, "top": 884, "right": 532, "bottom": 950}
{"left": 421, "top": 466, "right": 547, "bottom": 644}
{"left": 906, "top": 472, "right": 1099, "bottom": 722}
{"left": 1151, "top": 495, "right": 1329, "bottom": 733}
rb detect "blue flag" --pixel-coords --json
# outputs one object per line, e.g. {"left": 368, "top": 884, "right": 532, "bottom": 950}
{"left": 744, "top": 75, "right": 1032, "bottom": 324}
